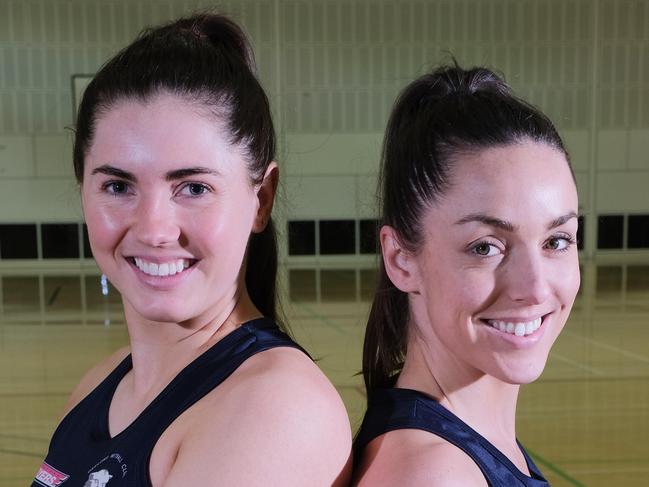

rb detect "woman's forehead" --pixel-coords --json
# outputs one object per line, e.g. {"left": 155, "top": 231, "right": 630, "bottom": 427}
{"left": 86, "top": 95, "right": 246, "bottom": 177}
{"left": 425, "top": 141, "right": 578, "bottom": 224}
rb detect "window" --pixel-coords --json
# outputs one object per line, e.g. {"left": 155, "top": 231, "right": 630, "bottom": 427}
{"left": 627, "top": 265, "right": 649, "bottom": 291}
{"left": 628, "top": 215, "right": 649, "bottom": 248}
{"left": 597, "top": 215, "right": 624, "bottom": 249}
{"left": 360, "top": 219, "right": 379, "bottom": 254}
{"left": 319, "top": 220, "right": 355, "bottom": 255}
{"left": 287, "top": 221, "right": 316, "bottom": 255}
{"left": 596, "top": 265, "right": 623, "bottom": 295}
{"left": 44, "top": 276, "right": 82, "bottom": 320}
{"left": 577, "top": 265, "right": 583, "bottom": 296}
{"left": 85, "top": 275, "right": 122, "bottom": 308}
{"left": 321, "top": 269, "right": 356, "bottom": 301}
{"left": 83, "top": 224, "right": 93, "bottom": 258}
{"left": 2, "top": 276, "right": 40, "bottom": 314}
{"left": 577, "top": 216, "right": 584, "bottom": 250}
{"left": 42, "top": 223, "right": 79, "bottom": 258}
{"left": 0, "top": 224, "right": 38, "bottom": 259}
{"left": 360, "top": 268, "right": 378, "bottom": 300}
{"left": 289, "top": 269, "right": 316, "bottom": 302}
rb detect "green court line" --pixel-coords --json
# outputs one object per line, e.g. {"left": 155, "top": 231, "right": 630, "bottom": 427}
{"left": 0, "top": 433, "right": 48, "bottom": 443}
{"left": 559, "top": 457, "right": 646, "bottom": 465}
{"left": 0, "top": 447, "right": 43, "bottom": 458}
{"left": 292, "top": 302, "right": 348, "bottom": 334}
{"left": 527, "top": 448, "right": 587, "bottom": 487}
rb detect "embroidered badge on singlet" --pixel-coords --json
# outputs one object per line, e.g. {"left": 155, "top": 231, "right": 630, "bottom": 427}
{"left": 33, "top": 452, "right": 128, "bottom": 487}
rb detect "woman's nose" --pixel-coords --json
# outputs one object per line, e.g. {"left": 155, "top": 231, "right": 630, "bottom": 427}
{"left": 131, "top": 194, "right": 181, "bottom": 247}
{"left": 504, "top": 249, "right": 552, "bottom": 306}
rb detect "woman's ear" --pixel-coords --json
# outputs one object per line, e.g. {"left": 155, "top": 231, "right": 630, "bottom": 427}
{"left": 380, "top": 225, "right": 420, "bottom": 294}
{"left": 252, "top": 162, "right": 279, "bottom": 233}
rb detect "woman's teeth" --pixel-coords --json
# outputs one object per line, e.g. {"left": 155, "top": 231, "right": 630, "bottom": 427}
{"left": 487, "top": 317, "right": 542, "bottom": 337}
{"left": 134, "top": 258, "right": 192, "bottom": 277}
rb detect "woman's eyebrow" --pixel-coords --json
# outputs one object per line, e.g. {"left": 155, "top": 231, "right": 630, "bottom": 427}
{"left": 455, "top": 213, "right": 516, "bottom": 232}
{"left": 455, "top": 211, "right": 578, "bottom": 232}
{"left": 547, "top": 212, "right": 578, "bottom": 230}
{"left": 91, "top": 164, "right": 136, "bottom": 182}
{"left": 165, "top": 167, "right": 221, "bottom": 181}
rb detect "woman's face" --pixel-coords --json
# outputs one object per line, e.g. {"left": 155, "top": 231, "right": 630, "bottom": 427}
{"left": 82, "top": 93, "right": 264, "bottom": 325}
{"left": 408, "top": 140, "right": 579, "bottom": 385}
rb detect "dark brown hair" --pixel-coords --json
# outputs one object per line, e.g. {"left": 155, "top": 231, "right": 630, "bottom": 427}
{"left": 74, "top": 14, "right": 281, "bottom": 323}
{"left": 363, "top": 64, "right": 572, "bottom": 392}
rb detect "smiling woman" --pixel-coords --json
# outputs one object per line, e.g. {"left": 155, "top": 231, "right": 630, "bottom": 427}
{"left": 31, "top": 13, "right": 351, "bottom": 487}
{"left": 82, "top": 95, "right": 264, "bottom": 327}
{"left": 352, "top": 65, "right": 580, "bottom": 486}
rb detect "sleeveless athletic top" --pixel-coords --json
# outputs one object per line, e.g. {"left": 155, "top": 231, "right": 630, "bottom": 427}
{"left": 355, "top": 388, "right": 549, "bottom": 487}
{"left": 32, "top": 318, "right": 303, "bottom": 487}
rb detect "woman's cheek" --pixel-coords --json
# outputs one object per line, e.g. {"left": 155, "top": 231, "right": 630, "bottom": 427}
{"left": 85, "top": 205, "right": 126, "bottom": 251}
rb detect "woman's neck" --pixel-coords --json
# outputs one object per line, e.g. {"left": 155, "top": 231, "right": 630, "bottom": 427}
{"left": 396, "top": 334, "right": 520, "bottom": 444}
{"left": 122, "top": 286, "right": 261, "bottom": 396}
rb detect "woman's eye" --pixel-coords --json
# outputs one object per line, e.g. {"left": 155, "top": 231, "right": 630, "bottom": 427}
{"left": 180, "top": 182, "right": 210, "bottom": 197}
{"left": 104, "top": 181, "right": 129, "bottom": 194}
{"left": 545, "top": 237, "right": 571, "bottom": 251}
{"left": 471, "top": 242, "right": 501, "bottom": 257}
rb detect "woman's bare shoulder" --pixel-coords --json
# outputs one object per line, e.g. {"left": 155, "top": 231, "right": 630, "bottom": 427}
{"left": 231, "top": 345, "right": 344, "bottom": 398}
{"left": 354, "top": 428, "right": 487, "bottom": 487}
{"left": 61, "top": 345, "right": 131, "bottom": 418}
{"left": 165, "top": 346, "right": 352, "bottom": 486}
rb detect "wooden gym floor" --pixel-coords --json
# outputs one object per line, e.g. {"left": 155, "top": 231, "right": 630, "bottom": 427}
{"left": 0, "top": 261, "right": 647, "bottom": 486}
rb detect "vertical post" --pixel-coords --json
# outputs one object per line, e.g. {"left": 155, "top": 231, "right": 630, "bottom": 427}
{"left": 586, "top": 0, "right": 600, "bottom": 260}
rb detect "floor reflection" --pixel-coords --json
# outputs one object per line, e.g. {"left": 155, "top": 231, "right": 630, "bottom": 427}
{"left": 0, "top": 261, "right": 648, "bottom": 485}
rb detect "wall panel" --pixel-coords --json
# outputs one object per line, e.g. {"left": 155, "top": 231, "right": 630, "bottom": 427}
{"left": 0, "top": 0, "right": 646, "bottom": 256}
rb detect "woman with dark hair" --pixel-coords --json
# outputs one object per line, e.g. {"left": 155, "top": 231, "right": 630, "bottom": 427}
{"left": 353, "top": 65, "right": 579, "bottom": 486}
{"left": 32, "top": 14, "right": 351, "bottom": 487}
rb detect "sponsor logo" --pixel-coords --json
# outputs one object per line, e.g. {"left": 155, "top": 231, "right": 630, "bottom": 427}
{"left": 33, "top": 462, "right": 70, "bottom": 487}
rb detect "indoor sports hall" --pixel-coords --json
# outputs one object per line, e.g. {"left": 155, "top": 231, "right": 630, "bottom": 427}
{"left": 1, "top": 1, "right": 648, "bottom": 485}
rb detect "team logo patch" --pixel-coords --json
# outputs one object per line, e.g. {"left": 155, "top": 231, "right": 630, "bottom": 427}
{"left": 85, "top": 452, "right": 128, "bottom": 486}
{"left": 84, "top": 469, "right": 112, "bottom": 487}
{"left": 33, "top": 462, "right": 70, "bottom": 486}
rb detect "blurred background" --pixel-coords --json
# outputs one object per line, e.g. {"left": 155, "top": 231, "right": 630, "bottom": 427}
{"left": 0, "top": 0, "right": 648, "bottom": 485}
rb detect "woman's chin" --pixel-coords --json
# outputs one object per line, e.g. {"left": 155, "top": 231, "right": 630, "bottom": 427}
{"left": 495, "top": 359, "right": 549, "bottom": 386}
{"left": 125, "top": 299, "right": 196, "bottom": 326}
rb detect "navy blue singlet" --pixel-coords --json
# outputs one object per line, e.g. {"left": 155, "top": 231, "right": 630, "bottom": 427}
{"left": 355, "top": 388, "right": 549, "bottom": 487}
{"left": 32, "top": 318, "right": 303, "bottom": 487}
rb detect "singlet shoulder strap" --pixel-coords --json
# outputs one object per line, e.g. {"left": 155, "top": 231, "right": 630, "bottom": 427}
{"left": 356, "top": 388, "right": 549, "bottom": 487}
{"left": 48, "top": 353, "right": 133, "bottom": 446}
{"left": 121, "top": 318, "right": 305, "bottom": 441}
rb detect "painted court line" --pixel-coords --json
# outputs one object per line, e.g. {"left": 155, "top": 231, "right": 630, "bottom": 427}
{"left": 550, "top": 352, "right": 606, "bottom": 376}
{"left": 0, "top": 447, "right": 43, "bottom": 458}
{"left": 568, "top": 465, "right": 649, "bottom": 475}
{"left": 292, "top": 302, "right": 348, "bottom": 334}
{"left": 0, "top": 433, "right": 48, "bottom": 443}
{"left": 563, "top": 330, "right": 649, "bottom": 364}
{"left": 527, "top": 449, "right": 586, "bottom": 487}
